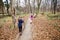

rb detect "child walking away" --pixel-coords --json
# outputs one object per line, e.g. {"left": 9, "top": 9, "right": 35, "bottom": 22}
{"left": 18, "top": 16, "right": 24, "bottom": 35}
{"left": 30, "top": 14, "right": 33, "bottom": 24}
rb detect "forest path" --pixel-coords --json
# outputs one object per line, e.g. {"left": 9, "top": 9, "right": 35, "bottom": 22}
{"left": 15, "top": 17, "right": 32, "bottom": 40}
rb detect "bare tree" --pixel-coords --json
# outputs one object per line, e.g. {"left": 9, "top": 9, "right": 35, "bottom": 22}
{"left": 36, "top": 0, "right": 42, "bottom": 13}
{"left": 51, "top": 0, "right": 57, "bottom": 14}
{"left": 6, "top": 0, "right": 9, "bottom": 15}
{"left": 25, "top": 0, "right": 28, "bottom": 13}
{"left": 10, "top": 0, "right": 16, "bottom": 27}
{"left": 28, "top": 0, "right": 32, "bottom": 13}
{"left": 17, "top": 0, "right": 20, "bottom": 9}
{"left": 57, "top": 0, "right": 60, "bottom": 12}
{"left": 32, "top": 0, "right": 35, "bottom": 13}
{"left": 0, "top": 0, "right": 4, "bottom": 16}
{"left": 10, "top": 0, "right": 12, "bottom": 13}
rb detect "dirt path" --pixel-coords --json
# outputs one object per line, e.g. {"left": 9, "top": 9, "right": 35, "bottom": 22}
{"left": 15, "top": 18, "right": 32, "bottom": 40}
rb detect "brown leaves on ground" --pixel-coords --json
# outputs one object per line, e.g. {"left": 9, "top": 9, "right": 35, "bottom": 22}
{"left": 32, "top": 14, "right": 60, "bottom": 40}
{"left": 0, "top": 20, "right": 19, "bottom": 40}
{"left": 0, "top": 15, "right": 28, "bottom": 40}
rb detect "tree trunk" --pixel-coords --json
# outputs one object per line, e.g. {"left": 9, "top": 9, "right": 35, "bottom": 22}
{"left": 6, "top": 0, "right": 9, "bottom": 15}
{"left": 28, "top": 0, "right": 32, "bottom": 13}
{"left": 25, "top": 0, "right": 28, "bottom": 13}
{"left": 33, "top": 0, "right": 35, "bottom": 14}
{"left": 51, "top": 0, "right": 57, "bottom": 14}
{"left": 0, "top": 0, "right": 4, "bottom": 16}
{"left": 10, "top": 0, "right": 16, "bottom": 28}
{"left": 37, "top": 0, "right": 42, "bottom": 13}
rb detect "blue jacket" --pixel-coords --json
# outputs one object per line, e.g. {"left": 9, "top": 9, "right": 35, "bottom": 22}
{"left": 18, "top": 19, "right": 24, "bottom": 27}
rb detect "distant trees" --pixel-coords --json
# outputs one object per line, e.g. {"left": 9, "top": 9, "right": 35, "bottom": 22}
{"left": 1, "top": 0, "right": 59, "bottom": 15}
{"left": 16, "top": 0, "right": 20, "bottom": 9}
{"left": 31, "top": 0, "right": 36, "bottom": 14}
{"left": 45, "top": 0, "right": 49, "bottom": 11}
{"left": 6, "top": 0, "right": 10, "bottom": 15}
{"left": 51, "top": 0, "right": 57, "bottom": 14}
{"left": 37, "top": 0, "right": 42, "bottom": 13}
{"left": 0, "top": 0, "right": 4, "bottom": 15}
{"left": 28, "top": 0, "right": 32, "bottom": 13}
{"left": 57, "top": 0, "right": 60, "bottom": 12}
{"left": 24, "top": 0, "right": 27, "bottom": 13}
{"left": 3, "top": 0, "right": 11, "bottom": 15}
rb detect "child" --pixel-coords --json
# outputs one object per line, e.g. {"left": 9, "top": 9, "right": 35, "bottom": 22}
{"left": 18, "top": 16, "right": 24, "bottom": 35}
{"left": 30, "top": 14, "right": 33, "bottom": 24}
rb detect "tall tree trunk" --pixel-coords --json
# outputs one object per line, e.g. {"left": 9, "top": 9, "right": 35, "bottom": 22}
{"left": 10, "top": 0, "right": 16, "bottom": 28}
{"left": 16, "top": 0, "right": 19, "bottom": 9}
{"left": 37, "top": 0, "right": 42, "bottom": 13}
{"left": 0, "top": 0, "right": 4, "bottom": 16}
{"left": 54, "top": 0, "right": 57, "bottom": 14}
{"left": 51, "top": 0, "right": 53, "bottom": 13}
{"left": 33, "top": 0, "right": 35, "bottom": 14}
{"left": 28, "top": 0, "right": 32, "bottom": 13}
{"left": 51, "top": 0, "right": 57, "bottom": 14}
{"left": 6, "top": 0, "right": 9, "bottom": 15}
{"left": 25, "top": 0, "right": 27, "bottom": 13}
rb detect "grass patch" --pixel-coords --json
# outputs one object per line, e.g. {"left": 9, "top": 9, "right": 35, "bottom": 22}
{"left": 46, "top": 13, "right": 60, "bottom": 20}
{"left": 16, "top": 13, "right": 28, "bottom": 18}
{"left": 9, "top": 23, "right": 14, "bottom": 30}
{"left": 0, "top": 16, "right": 12, "bottom": 23}
{"left": 0, "top": 13, "right": 28, "bottom": 29}
{"left": 45, "top": 12, "right": 60, "bottom": 32}
{"left": 0, "top": 16, "right": 12, "bottom": 28}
